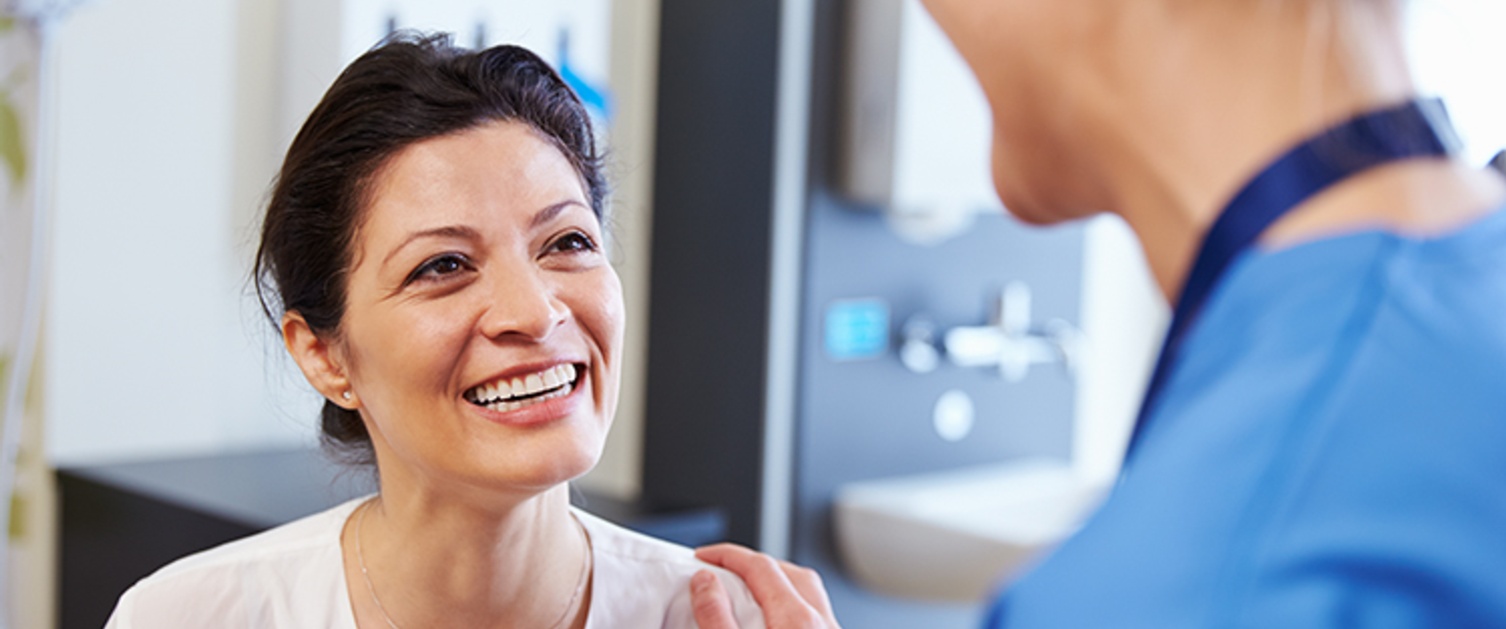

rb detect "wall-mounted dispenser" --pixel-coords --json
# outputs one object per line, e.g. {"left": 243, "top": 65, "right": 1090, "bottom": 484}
{"left": 836, "top": 0, "right": 999, "bottom": 244}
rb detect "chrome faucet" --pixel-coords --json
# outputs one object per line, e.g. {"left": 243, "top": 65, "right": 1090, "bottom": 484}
{"left": 934, "top": 281, "right": 1082, "bottom": 382}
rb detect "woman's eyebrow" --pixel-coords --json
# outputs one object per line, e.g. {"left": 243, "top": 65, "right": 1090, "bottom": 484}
{"left": 383, "top": 225, "right": 482, "bottom": 266}
{"left": 379, "top": 201, "right": 586, "bottom": 266}
{"left": 530, "top": 200, "right": 589, "bottom": 230}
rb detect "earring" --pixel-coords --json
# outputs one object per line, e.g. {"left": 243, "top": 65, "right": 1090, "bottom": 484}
{"left": 342, "top": 391, "right": 352, "bottom": 401}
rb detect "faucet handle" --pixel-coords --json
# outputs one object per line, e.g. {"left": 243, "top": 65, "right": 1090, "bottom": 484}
{"left": 999, "top": 280, "right": 1032, "bottom": 336}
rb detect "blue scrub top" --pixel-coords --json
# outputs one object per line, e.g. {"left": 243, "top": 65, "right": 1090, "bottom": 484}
{"left": 988, "top": 205, "right": 1506, "bottom": 627}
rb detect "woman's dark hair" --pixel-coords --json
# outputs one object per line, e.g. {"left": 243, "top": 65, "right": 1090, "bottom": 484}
{"left": 253, "top": 32, "right": 607, "bottom": 466}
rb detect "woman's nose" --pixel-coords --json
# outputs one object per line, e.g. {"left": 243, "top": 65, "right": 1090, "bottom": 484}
{"left": 477, "top": 267, "right": 568, "bottom": 342}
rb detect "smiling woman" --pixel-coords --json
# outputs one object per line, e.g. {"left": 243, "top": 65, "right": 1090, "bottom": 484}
{"left": 102, "top": 33, "right": 764, "bottom": 629}
{"left": 319, "top": 120, "right": 621, "bottom": 499}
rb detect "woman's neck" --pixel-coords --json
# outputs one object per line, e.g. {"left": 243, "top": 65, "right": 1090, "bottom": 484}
{"left": 1078, "top": 1, "right": 1503, "bottom": 300}
{"left": 342, "top": 481, "right": 591, "bottom": 629}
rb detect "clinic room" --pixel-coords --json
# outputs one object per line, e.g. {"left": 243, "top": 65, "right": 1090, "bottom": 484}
{"left": 3, "top": 0, "right": 1506, "bottom": 627}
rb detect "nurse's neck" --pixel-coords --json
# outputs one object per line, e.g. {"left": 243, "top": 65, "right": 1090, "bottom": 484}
{"left": 1080, "top": 2, "right": 1506, "bottom": 302}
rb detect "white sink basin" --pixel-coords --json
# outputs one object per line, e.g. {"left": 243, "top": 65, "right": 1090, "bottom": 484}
{"left": 834, "top": 458, "right": 1108, "bottom": 602}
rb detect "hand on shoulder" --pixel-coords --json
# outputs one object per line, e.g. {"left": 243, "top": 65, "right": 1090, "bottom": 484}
{"left": 690, "top": 544, "right": 840, "bottom": 629}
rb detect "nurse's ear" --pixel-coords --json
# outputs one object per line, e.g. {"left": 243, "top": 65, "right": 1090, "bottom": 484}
{"left": 281, "top": 311, "right": 359, "bottom": 409}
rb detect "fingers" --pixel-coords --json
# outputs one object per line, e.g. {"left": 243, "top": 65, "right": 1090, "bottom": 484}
{"left": 695, "top": 544, "right": 840, "bottom": 628}
{"left": 777, "top": 562, "right": 838, "bottom": 625}
{"left": 696, "top": 543, "right": 799, "bottom": 606}
{"left": 691, "top": 569, "right": 741, "bottom": 629}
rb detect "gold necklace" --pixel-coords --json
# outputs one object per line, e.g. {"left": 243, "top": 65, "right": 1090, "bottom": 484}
{"left": 354, "top": 499, "right": 592, "bottom": 629}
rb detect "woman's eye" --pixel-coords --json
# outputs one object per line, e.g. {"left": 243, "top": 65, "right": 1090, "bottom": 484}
{"left": 407, "top": 253, "right": 472, "bottom": 284}
{"left": 548, "top": 232, "right": 598, "bottom": 254}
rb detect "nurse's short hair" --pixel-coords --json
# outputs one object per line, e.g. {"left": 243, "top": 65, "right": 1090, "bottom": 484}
{"left": 252, "top": 31, "right": 607, "bottom": 467}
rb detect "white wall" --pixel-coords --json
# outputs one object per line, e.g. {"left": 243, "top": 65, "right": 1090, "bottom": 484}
{"left": 1406, "top": 0, "right": 1506, "bottom": 165}
{"left": 1074, "top": 217, "right": 1165, "bottom": 486}
{"left": 578, "top": 0, "right": 660, "bottom": 499}
{"left": 45, "top": 0, "right": 318, "bottom": 466}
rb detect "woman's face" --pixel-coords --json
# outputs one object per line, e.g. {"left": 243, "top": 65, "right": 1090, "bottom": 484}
{"left": 335, "top": 120, "right": 623, "bottom": 495}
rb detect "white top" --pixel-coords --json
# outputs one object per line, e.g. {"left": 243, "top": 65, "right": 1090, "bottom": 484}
{"left": 105, "top": 497, "right": 766, "bottom": 628}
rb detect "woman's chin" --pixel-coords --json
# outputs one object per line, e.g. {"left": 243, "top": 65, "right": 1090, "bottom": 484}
{"left": 491, "top": 438, "right": 604, "bottom": 494}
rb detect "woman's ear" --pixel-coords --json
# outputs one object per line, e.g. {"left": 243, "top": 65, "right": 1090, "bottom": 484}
{"left": 282, "top": 312, "right": 359, "bottom": 409}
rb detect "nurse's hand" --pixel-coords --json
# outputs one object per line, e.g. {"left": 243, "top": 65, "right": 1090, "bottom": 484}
{"left": 691, "top": 543, "right": 841, "bottom": 629}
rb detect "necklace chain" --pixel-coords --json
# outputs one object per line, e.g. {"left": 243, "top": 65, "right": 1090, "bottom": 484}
{"left": 354, "top": 499, "right": 592, "bottom": 629}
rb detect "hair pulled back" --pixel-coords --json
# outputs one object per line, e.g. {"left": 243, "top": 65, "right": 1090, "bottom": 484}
{"left": 253, "top": 32, "right": 607, "bottom": 466}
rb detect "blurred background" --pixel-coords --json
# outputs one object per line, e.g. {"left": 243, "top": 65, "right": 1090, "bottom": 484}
{"left": 1, "top": 0, "right": 1503, "bottom": 627}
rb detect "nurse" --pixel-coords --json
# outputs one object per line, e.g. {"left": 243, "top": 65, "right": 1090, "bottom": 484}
{"left": 692, "top": 0, "right": 1506, "bottom": 626}
{"left": 106, "top": 34, "right": 765, "bottom": 628}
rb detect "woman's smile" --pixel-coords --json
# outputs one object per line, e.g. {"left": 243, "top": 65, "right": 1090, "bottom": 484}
{"left": 463, "top": 361, "right": 588, "bottom": 424}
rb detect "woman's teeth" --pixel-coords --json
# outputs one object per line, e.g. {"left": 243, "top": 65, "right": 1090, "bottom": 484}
{"left": 466, "top": 364, "right": 579, "bottom": 412}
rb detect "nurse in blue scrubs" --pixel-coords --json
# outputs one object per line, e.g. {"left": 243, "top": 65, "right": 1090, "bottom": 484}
{"left": 691, "top": 0, "right": 1506, "bottom": 626}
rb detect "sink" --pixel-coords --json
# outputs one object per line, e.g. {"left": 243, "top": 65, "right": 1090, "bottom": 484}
{"left": 833, "top": 458, "right": 1108, "bottom": 602}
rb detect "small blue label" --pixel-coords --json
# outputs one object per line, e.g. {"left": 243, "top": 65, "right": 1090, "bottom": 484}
{"left": 824, "top": 299, "right": 890, "bottom": 361}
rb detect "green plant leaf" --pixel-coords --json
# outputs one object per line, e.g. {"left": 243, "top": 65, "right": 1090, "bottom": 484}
{"left": 0, "top": 350, "right": 9, "bottom": 415}
{"left": 8, "top": 494, "right": 24, "bottom": 540}
{"left": 0, "top": 98, "right": 26, "bottom": 188}
{"left": 0, "top": 17, "right": 15, "bottom": 34}
{"left": 1, "top": 351, "right": 23, "bottom": 541}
